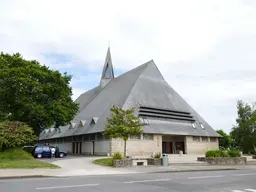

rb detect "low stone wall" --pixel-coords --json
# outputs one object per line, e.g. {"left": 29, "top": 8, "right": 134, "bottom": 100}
{"left": 197, "top": 157, "right": 206, "bottom": 162}
{"left": 206, "top": 157, "right": 247, "bottom": 165}
{"left": 147, "top": 158, "right": 162, "bottom": 166}
{"left": 114, "top": 159, "right": 132, "bottom": 167}
{"left": 252, "top": 155, "right": 256, "bottom": 159}
{"left": 114, "top": 158, "right": 162, "bottom": 167}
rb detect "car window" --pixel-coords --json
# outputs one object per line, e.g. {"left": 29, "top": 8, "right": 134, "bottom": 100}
{"left": 35, "top": 147, "right": 42, "bottom": 152}
{"left": 42, "top": 146, "right": 50, "bottom": 151}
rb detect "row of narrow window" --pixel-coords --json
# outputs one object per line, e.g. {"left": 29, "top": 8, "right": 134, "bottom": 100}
{"left": 192, "top": 123, "right": 204, "bottom": 129}
{"left": 42, "top": 117, "right": 99, "bottom": 134}
{"left": 193, "top": 136, "right": 217, "bottom": 142}
{"left": 69, "top": 117, "right": 99, "bottom": 129}
{"left": 143, "top": 117, "right": 205, "bottom": 131}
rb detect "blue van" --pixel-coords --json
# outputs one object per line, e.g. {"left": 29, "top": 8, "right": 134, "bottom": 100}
{"left": 32, "top": 145, "right": 67, "bottom": 158}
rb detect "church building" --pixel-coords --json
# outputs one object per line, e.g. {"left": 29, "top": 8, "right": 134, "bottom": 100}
{"left": 39, "top": 48, "right": 220, "bottom": 156}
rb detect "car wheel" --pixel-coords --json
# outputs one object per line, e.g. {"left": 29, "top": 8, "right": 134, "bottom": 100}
{"left": 37, "top": 154, "right": 42, "bottom": 158}
{"left": 59, "top": 153, "right": 64, "bottom": 158}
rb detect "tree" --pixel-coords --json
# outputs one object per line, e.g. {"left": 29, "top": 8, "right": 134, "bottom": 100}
{"left": 0, "top": 52, "right": 78, "bottom": 136}
{"left": 0, "top": 121, "right": 37, "bottom": 150}
{"left": 230, "top": 100, "right": 256, "bottom": 154}
{"left": 216, "top": 129, "right": 232, "bottom": 149}
{"left": 103, "top": 105, "right": 146, "bottom": 157}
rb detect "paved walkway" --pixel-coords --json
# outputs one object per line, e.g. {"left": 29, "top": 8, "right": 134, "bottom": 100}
{"left": 39, "top": 156, "right": 143, "bottom": 176}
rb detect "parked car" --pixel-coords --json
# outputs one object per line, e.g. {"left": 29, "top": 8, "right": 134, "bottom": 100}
{"left": 23, "top": 145, "right": 35, "bottom": 153}
{"left": 32, "top": 145, "right": 67, "bottom": 158}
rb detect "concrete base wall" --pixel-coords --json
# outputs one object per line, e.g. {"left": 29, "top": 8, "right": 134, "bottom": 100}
{"left": 186, "top": 136, "right": 219, "bottom": 155}
{"left": 58, "top": 142, "right": 72, "bottom": 153}
{"left": 42, "top": 134, "right": 219, "bottom": 156}
{"left": 82, "top": 142, "right": 93, "bottom": 155}
{"left": 44, "top": 141, "right": 72, "bottom": 153}
{"left": 94, "top": 140, "right": 110, "bottom": 156}
{"left": 111, "top": 135, "right": 162, "bottom": 157}
{"left": 45, "top": 140, "right": 110, "bottom": 156}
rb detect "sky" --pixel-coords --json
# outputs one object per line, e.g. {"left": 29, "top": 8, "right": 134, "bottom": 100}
{"left": 1, "top": 0, "right": 256, "bottom": 133}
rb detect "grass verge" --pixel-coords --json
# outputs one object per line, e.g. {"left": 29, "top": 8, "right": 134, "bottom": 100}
{"left": 0, "top": 159, "right": 60, "bottom": 168}
{"left": 0, "top": 148, "right": 60, "bottom": 169}
{"left": 93, "top": 158, "right": 113, "bottom": 167}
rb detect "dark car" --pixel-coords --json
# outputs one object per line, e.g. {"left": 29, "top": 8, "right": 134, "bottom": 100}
{"left": 32, "top": 145, "right": 67, "bottom": 158}
{"left": 23, "top": 145, "right": 35, "bottom": 153}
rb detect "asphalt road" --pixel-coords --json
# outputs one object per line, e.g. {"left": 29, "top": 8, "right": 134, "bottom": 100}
{"left": 1, "top": 169, "right": 256, "bottom": 192}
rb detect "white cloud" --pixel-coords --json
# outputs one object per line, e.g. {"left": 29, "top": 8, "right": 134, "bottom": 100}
{"left": 1, "top": 0, "right": 256, "bottom": 132}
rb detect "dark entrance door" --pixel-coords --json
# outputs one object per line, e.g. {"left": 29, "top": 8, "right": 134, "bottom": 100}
{"left": 162, "top": 142, "right": 173, "bottom": 154}
{"left": 175, "top": 142, "right": 185, "bottom": 153}
{"left": 72, "top": 142, "right": 75, "bottom": 154}
{"left": 169, "top": 142, "right": 173, "bottom": 154}
{"left": 72, "top": 142, "right": 82, "bottom": 154}
{"left": 92, "top": 141, "right": 95, "bottom": 155}
{"left": 79, "top": 142, "right": 82, "bottom": 154}
{"left": 76, "top": 142, "right": 78, "bottom": 154}
{"left": 162, "top": 142, "right": 167, "bottom": 153}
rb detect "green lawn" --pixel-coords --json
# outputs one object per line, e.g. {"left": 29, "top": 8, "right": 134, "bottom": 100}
{"left": 0, "top": 159, "right": 59, "bottom": 168}
{"left": 93, "top": 158, "right": 113, "bottom": 167}
{"left": 0, "top": 148, "right": 60, "bottom": 169}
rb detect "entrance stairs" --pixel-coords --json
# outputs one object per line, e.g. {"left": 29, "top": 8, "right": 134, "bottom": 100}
{"left": 167, "top": 154, "right": 207, "bottom": 165}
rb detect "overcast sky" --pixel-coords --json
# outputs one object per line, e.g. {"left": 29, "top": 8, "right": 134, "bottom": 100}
{"left": 1, "top": 0, "right": 256, "bottom": 133}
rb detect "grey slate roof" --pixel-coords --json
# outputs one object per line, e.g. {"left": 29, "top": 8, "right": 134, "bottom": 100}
{"left": 75, "top": 86, "right": 102, "bottom": 113}
{"left": 39, "top": 49, "right": 220, "bottom": 140}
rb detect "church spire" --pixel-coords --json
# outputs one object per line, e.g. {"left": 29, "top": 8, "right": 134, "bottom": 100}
{"left": 100, "top": 47, "right": 114, "bottom": 87}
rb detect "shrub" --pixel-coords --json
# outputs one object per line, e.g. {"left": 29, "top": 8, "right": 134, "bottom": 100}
{"left": 228, "top": 149, "right": 241, "bottom": 157}
{"left": 205, "top": 150, "right": 228, "bottom": 158}
{"left": 219, "top": 150, "right": 228, "bottom": 157}
{"left": 0, "top": 121, "right": 37, "bottom": 150}
{"left": 205, "top": 150, "right": 218, "bottom": 158}
{"left": 111, "top": 152, "right": 124, "bottom": 166}
{"left": 206, "top": 149, "right": 242, "bottom": 158}
{"left": 154, "top": 152, "right": 161, "bottom": 158}
{"left": 112, "top": 152, "right": 124, "bottom": 160}
{"left": 0, "top": 148, "right": 33, "bottom": 160}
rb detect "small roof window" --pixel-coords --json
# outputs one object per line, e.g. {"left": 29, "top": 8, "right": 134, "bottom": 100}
{"left": 79, "top": 120, "right": 86, "bottom": 127}
{"left": 49, "top": 128, "right": 54, "bottom": 133}
{"left": 91, "top": 117, "right": 99, "bottom": 125}
{"left": 192, "top": 123, "right": 196, "bottom": 128}
{"left": 69, "top": 122, "right": 76, "bottom": 129}
{"left": 143, "top": 118, "right": 149, "bottom": 124}
{"left": 200, "top": 124, "right": 205, "bottom": 129}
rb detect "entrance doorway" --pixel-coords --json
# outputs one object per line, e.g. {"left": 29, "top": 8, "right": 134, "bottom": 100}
{"left": 162, "top": 135, "right": 186, "bottom": 154}
{"left": 162, "top": 141, "right": 173, "bottom": 154}
{"left": 72, "top": 142, "right": 82, "bottom": 155}
{"left": 92, "top": 141, "right": 95, "bottom": 155}
{"left": 175, "top": 142, "right": 185, "bottom": 154}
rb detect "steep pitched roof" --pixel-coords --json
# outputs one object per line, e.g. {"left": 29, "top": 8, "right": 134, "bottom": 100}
{"left": 40, "top": 62, "right": 150, "bottom": 139}
{"left": 40, "top": 60, "right": 220, "bottom": 140}
{"left": 75, "top": 86, "right": 102, "bottom": 113}
{"left": 122, "top": 61, "right": 220, "bottom": 137}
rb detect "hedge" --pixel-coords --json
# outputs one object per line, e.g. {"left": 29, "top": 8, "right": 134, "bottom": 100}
{"left": 205, "top": 149, "right": 241, "bottom": 158}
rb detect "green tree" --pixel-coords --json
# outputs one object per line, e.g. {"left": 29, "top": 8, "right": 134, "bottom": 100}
{"left": 103, "top": 105, "right": 146, "bottom": 157}
{"left": 230, "top": 100, "right": 256, "bottom": 154}
{"left": 0, "top": 52, "right": 78, "bottom": 136}
{"left": 216, "top": 129, "right": 232, "bottom": 149}
{"left": 0, "top": 121, "right": 37, "bottom": 150}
